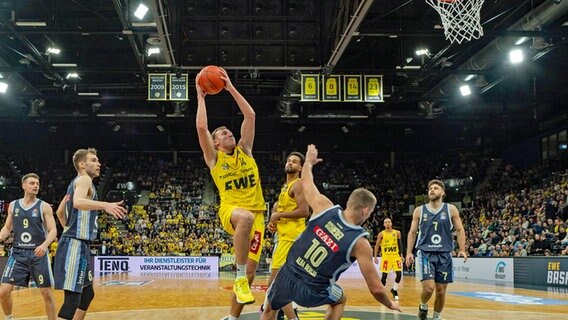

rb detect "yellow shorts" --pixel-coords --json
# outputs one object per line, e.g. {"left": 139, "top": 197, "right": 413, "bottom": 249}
{"left": 218, "top": 205, "right": 265, "bottom": 263}
{"left": 380, "top": 256, "right": 402, "bottom": 273}
{"left": 270, "top": 238, "right": 294, "bottom": 270}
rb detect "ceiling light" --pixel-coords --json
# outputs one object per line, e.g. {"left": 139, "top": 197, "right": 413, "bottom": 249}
{"left": 297, "top": 125, "right": 305, "bottom": 133}
{"left": 341, "top": 126, "right": 349, "bottom": 133}
{"left": 147, "top": 64, "right": 171, "bottom": 68}
{"left": 515, "top": 37, "right": 528, "bottom": 45}
{"left": 15, "top": 21, "right": 47, "bottom": 27}
{"left": 131, "top": 22, "right": 156, "bottom": 27}
{"left": 134, "top": 4, "right": 149, "bottom": 19}
{"left": 112, "top": 124, "right": 121, "bottom": 132}
{"left": 0, "top": 82, "right": 8, "bottom": 93}
{"left": 147, "top": 47, "right": 160, "bottom": 56}
{"left": 509, "top": 48, "right": 524, "bottom": 64}
{"left": 460, "top": 85, "right": 472, "bottom": 96}
{"left": 464, "top": 74, "right": 475, "bottom": 81}
{"left": 156, "top": 125, "right": 165, "bottom": 132}
{"left": 66, "top": 72, "right": 79, "bottom": 79}
{"left": 0, "top": 73, "right": 3, "bottom": 78}
{"left": 77, "top": 92, "right": 99, "bottom": 96}
{"left": 415, "top": 49, "right": 430, "bottom": 56}
{"left": 52, "top": 63, "right": 77, "bottom": 67}
{"left": 46, "top": 47, "right": 61, "bottom": 55}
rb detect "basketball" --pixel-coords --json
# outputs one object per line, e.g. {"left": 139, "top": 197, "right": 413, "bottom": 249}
{"left": 198, "top": 65, "right": 225, "bottom": 95}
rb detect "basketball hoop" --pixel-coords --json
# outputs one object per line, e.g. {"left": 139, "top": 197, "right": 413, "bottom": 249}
{"left": 426, "top": 0, "right": 485, "bottom": 44}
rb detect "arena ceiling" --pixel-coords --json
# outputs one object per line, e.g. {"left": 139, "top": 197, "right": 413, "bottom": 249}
{"left": 0, "top": 0, "right": 567, "bottom": 152}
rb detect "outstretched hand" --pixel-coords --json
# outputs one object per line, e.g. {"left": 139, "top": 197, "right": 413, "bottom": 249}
{"left": 104, "top": 201, "right": 128, "bottom": 219}
{"left": 387, "top": 300, "right": 402, "bottom": 312}
{"left": 218, "top": 67, "right": 235, "bottom": 91}
{"left": 305, "top": 144, "right": 323, "bottom": 167}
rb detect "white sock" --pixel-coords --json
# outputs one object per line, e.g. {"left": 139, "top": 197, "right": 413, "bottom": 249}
{"left": 236, "top": 264, "right": 246, "bottom": 278}
{"left": 5, "top": 315, "right": 14, "bottom": 320}
{"left": 292, "top": 301, "right": 298, "bottom": 309}
{"left": 420, "top": 303, "right": 428, "bottom": 310}
{"left": 393, "top": 282, "right": 399, "bottom": 290}
{"left": 433, "top": 311, "right": 442, "bottom": 319}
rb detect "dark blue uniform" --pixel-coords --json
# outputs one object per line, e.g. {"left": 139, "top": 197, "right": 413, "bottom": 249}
{"left": 267, "top": 205, "right": 369, "bottom": 309}
{"left": 1, "top": 199, "right": 54, "bottom": 287}
{"left": 54, "top": 177, "right": 98, "bottom": 293}
{"left": 416, "top": 203, "right": 454, "bottom": 283}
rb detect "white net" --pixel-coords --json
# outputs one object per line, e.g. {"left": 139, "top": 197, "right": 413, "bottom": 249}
{"left": 426, "top": 0, "right": 485, "bottom": 44}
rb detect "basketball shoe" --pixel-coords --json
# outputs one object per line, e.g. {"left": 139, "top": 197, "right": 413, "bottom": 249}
{"left": 233, "top": 276, "right": 255, "bottom": 304}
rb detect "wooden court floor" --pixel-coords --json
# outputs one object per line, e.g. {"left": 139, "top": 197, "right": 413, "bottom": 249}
{"left": 7, "top": 272, "right": 567, "bottom": 320}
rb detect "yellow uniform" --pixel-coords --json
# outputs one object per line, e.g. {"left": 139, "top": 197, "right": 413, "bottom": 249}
{"left": 379, "top": 230, "right": 402, "bottom": 272}
{"left": 211, "top": 145, "right": 266, "bottom": 262}
{"left": 271, "top": 178, "right": 305, "bottom": 269}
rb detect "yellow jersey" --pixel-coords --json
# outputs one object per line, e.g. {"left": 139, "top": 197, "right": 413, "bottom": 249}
{"left": 210, "top": 146, "right": 265, "bottom": 211}
{"left": 380, "top": 230, "right": 400, "bottom": 257}
{"left": 275, "top": 178, "right": 306, "bottom": 241}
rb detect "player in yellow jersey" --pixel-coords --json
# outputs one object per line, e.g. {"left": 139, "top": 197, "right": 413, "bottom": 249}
{"left": 262, "top": 152, "right": 309, "bottom": 320}
{"left": 374, "top": 218, "right": 403, "bottom": 300}
{"left": 196, "top": 69, "right": 266, "bottom": 320}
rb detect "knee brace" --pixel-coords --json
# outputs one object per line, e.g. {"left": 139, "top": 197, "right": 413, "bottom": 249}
{"left": 78, "top": 285, "right": 95, "bottom": 311}
{"left": 395, "top": 271, "right": 402, "bottom": 283}
{"left": 58, "top": 290, "right": 81, "bottom": 320}
{"left": 381, "top": 273, "right": 388, "bottom": 286}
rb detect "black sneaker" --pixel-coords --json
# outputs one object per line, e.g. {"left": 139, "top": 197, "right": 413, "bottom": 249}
{"left": 391, "top": 288, "right": 399, "bottom": 300}
{"left": 418, "top": 305, "right": 428, "bottom": 320}
{"left": 276, "top": 309, "right": 285, "bottom": 320}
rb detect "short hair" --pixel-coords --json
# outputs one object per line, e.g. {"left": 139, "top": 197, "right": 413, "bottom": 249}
{"left": 73, "top": 148, "right": 98, "bottom": 171}
{"left": 286, "top": 151, "right": 305, "bottom": 166}
{"left": 428, "top": 179, "right": 445, "bottom": 190}
{"left": 21, "top": 173, "right": 39, "bottom": 184}
{"left": 211, "top": 126, "right": 229, "bottom": 140}
{"left": 347, "top": 188, "right": 377, "bottom": 211}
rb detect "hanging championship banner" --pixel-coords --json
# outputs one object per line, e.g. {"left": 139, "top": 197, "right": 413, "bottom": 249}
{"left": 343, "top": 75, "right": 363, "bottom": 102}
{"left": 169, "top": 74, "right": 189, "bottom": 101}
{"left": 301, "top": 74, "right": 320, "bottom": 101}
{"left": 364, "top": 75, "right": 383, "bottom": 102}
{"left": 148, "top": 74, "right": 168, "bottom": 101}
{"left": 322, "top": 74, "right": 341, "bottom": 102}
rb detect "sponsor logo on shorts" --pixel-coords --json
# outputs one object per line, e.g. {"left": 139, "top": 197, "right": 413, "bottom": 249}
{"left": 250, "top": 231, "right": 262, "bottom": 254}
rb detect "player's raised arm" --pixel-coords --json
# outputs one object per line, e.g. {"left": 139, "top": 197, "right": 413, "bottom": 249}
{"left": 301, "top": 144, "right": 333, "bottom": 217}
{"left": 195, "top": 72, "right": 217, "bottom": 169}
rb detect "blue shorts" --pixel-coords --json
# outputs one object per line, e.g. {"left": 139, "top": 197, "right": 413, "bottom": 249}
{"left": 1, "top": 247, "right": 54, "bottom": 287}
{"left": 267, "top": 266, "right": 343, "bottom": 310}
{"left": 54, "top": 237, "right": 93, "bottom": 293}
{"left": 416, "top": 251, "right": 453, "bottom": 283}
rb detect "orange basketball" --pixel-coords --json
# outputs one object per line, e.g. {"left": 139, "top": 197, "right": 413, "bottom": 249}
{"left": 198, "top": 65, "right": 225, "bottom": 95}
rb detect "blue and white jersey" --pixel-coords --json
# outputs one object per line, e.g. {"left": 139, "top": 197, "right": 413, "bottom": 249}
{"left": 62, "top": 176, "right": 99, "bottom": 241}
{"left": 11, "top": 199, "right": 46, "bottom": 248}
{"left": 286, "top": 205, "right": 369, "bottom": 289}
{"left": 416, "top": 203, "right": 454, "bottom": 253}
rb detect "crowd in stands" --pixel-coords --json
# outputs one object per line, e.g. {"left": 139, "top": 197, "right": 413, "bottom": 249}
{"left": 0, "top": 148, "right": 567, "bottom": 261}
{"left": 461, "top": 159, "right": 568, "bottom": 258}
